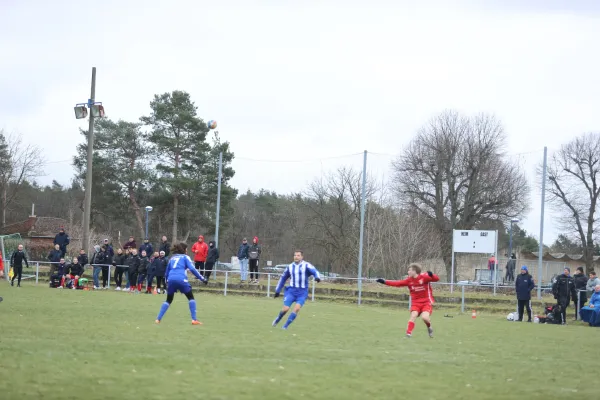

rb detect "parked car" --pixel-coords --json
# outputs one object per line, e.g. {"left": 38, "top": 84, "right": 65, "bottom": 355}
{"left": 262, "top": 264, "right": 287, "bottom": 274}
{"left": 216, "top": 262, "right": 233, "bottom": 271}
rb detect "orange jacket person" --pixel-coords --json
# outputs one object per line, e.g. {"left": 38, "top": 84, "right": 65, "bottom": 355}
{"left": 191, "top": 235, "right": 208, "bottom": 271}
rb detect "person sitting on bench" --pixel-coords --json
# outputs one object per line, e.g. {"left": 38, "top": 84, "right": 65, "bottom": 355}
{"left": 63, "top": 257, "right": 84, "bottom": 289}
{"left": 51, "top": 258, "right": 67, "bottom": 288}
{"left": 580, "top": 284, "right": 600, "bottom": 327}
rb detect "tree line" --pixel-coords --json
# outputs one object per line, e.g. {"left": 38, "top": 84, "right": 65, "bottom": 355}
{"left": 2, "top": 103, "right": 600, "bottom": 279}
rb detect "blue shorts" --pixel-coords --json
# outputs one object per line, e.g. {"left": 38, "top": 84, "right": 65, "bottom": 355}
{"left": 283, "top": 287, "right": 309, "bottom": 307}
{"left": 166, "top": 280, "right": 192, "bottom": 296}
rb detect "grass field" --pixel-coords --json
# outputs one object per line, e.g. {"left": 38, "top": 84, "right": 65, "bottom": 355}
{"left": 0, "top": 283, "right": 594, "bottom": 400}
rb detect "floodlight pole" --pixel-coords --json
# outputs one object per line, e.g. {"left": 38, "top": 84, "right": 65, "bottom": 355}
{"left": 215, "top": 152, "right": 223, "bottom": 249}
{"left": 537, "top": 147, "right": 547, "bottom": 299}
{"left": 82, "top": 67, "right": 96, "bottom": 255}
{"left": 357, "top": 150, "right": 367, "bottom": 306}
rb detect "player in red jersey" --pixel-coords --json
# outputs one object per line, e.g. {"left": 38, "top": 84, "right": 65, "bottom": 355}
{"left": 376, "top": 263, "right": 440, "bottom": 338}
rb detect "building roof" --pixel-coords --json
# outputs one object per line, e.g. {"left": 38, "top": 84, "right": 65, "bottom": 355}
{"left": 0, "top": 216, "right": 68, "bottom": 237}
{"left": 521, "top": 251, "right": 600, "bottom": 263}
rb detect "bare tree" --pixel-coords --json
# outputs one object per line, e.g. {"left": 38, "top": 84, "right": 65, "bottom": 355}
{"left": 302, "top": 167, "right": 378, "bottom": 274}
{"left": 391, "top": 110, "right": 529, "bottom": 282}
{"left": 545, "top": 133, "right": 600, "bottom": 272}
{"left": 0, "top": 131, "right": 45, "bottom": 226}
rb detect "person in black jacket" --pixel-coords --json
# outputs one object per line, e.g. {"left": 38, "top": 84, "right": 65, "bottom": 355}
{"left": 505, "top": 254, "right": 516, "bottom": 283}
{"left": 48, "top": 244, "right": 62, "bottom": 277}
{"left": 51, "top": 258, "right": 68, "bottom": 289}
{"left": 155, "top": 251, "right": 167, "bottom": 294}
{"left": 78, "top": 249, "right": 89, "bottom": 268}
{"left": 10, "top": 244, "right": 29, "bottom": 287}
{"left": 205, "top": 240, "right": 219, "bottom": 282}
{"left": 572, "top": 266, "right": 588, "bottom": 319}
{"left": 137, "top": 250, "right": 149, "bottom": 292}
{"left": 112, "top": 248, "right": 128, "bottom": 290}
{"left": 515, "top": 266, "right": 535, "bottom": 322}
{"left": 552, "top": 267, "right": 577, "bottom": 325}
{"left": 64, "top": 257, "right": 84, "bottom": 289}
{"left": 126, "top": 249, "right": 141, "bottom": 292}
{"left": 53, "top": 227, "right": 70, "bottom": 257}
{"left": 146, "top": 252, "right": 159, "bottom": 294}
{"left": 159, "top": 236, "right": 170, "bottom": 257}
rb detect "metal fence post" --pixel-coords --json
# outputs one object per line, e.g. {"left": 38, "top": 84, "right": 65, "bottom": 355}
{"left": 408, "top": 295, "right": 411, "bottom": 310}
{"left": 224, "top": 271, "right": 228, "bottom": 296}
{"left": 461, "top": 285, "right": 465, "bottom": 314}
{"left": 312, "top": 278, "right": 315, "bottom": 302}
{"left": 267, "top": 274, "right": 271, "bottom": 297}
{"left": 107, "top": 265, "right": 111, "bottom": 289}
{"left": 577, "top": 290, "right": 581, "bottom": 321}
{"left": 35, "top": 262, "right": 39, "bottom": 285}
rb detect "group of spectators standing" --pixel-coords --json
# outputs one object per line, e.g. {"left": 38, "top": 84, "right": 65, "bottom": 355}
{"left": 515, "top": 265, "right": 600, "bottom": 325}
{"left": 5, "top": 229, "right": 267, "bottom": 291}
{"left": 236, "top": 236, "right": 262, "bottom": 283}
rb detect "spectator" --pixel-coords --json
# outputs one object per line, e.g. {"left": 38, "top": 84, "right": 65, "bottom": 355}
{"left": 572, "top": 266, "right": 588, "bottom": 320}
{"left": 237, "top": 238, "right": 249, "bottom": 283}
{"left": 64, "top": 257, "right": 84, "bottom": 289}
{"left": 78, "top": 249, "right": 89, "bottom": 268}
{"left": 90, "top": 245, "right": 102, "bottom": 289}
{"left": 48, "top": 244, "right": 62, "bottom": 277}
{"left": 53, "top": 227, "right": 70, "bottom": 257}
{"left": 103, "top": 239, "right": 114, "bottom": 262}
{"left": 487, "top": 254, "right": 497, "bottom": 283}
{"left": 515, "top": 266, "right": 535, "bottom": 322}
{"left": 249, "top": 236, "right": 262, "bottom": 284}
{"left": 552, "top": 268, "right": 577, "bottom": 325}
{"left": 159, "top": 236, "right": 170, "bottom": 257}
{"left": 580, "top": 284, "right": 600, "bottom": 326}
{"left": 48, "top": 244, "right": 62, "bottom": 263}
{"left": 147, "top": 251, "right": 159, "bottom": 294}
{"left": 155, "top": 250, "right": 167, "bottom": 294}
{"left": 587, "top": 271, "right": 600, "bottom": 296}
{"left": 505, "top": 253, "right": 516, "bottom": 283}
{"left": 191, "top": 235, "right": 208, "bottom": 272}
{"left": 205, "top": 240, "right": 219, "bottom": 283}
{"left": 52, "top": 258, "right": 68, "bottom": 289}
{"left": 139, "top": 238, "right": 153, "bottom": 258}
{"left": 0, "top": 251, "right": 4, "bottom": 280}
{"left": 99, "top": 245, "right": 111, "bottom": 289}
{"left": 10, "top": 244, "right": 29, "bottom": 287}
{"left": 113, "top": 248, "right": 128, "bottom": 290}
{"left": 123, "top": 236, "right": 137, "bottom": 251}
{"left": 127, "top": 248, "right": 141, "bottom": 292}
{"left": 138, "top": 250, "right": 149, "bottom": 293}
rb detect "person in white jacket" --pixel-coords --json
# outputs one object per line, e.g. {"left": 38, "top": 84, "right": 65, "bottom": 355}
{"left": 587, "top": 271, "right": 600, "bottom": 296}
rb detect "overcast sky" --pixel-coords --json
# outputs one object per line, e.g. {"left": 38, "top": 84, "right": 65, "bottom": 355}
{"left": 2, "top": 0, "right": 600, "bottom": 245}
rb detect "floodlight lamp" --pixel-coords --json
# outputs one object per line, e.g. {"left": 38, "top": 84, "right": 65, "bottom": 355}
{"left": 145, "top": 206, "right": 153, "bottom": 212}
{"left": 74, "top": 106, "right": 88, "bottom": 119}
{"left": 510, "top": 218, "right": 520, "bottom": 223}
{"left": 90, "top": 104, "right": 105, "bottom": 118}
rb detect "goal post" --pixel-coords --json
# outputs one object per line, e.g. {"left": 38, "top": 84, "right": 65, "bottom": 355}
{"left": 451, "top": 230, "right": 498, "bottom": 294}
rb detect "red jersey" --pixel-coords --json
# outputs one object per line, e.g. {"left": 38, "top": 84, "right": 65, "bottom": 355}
{"left": 191, "top": 241, "right": 208, "bottom": 262}
{"left": 384, "top": 273, "right": 439, "bottom": 304}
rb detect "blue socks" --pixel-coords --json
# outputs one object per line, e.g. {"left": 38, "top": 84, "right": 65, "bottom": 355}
{"left": 188, "top": 300, "right": 197, "bottom": 321}
{"left": 274, "top": 311, "right": 286, "bottom": 325}
{"left": 283, "top": 312, "right": 297, "bottom": 328}
{"left": 157, "top": 302, "right": 170, "bottom": 321}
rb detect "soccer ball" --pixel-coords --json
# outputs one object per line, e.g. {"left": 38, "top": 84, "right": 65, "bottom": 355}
{"left": 207, "top": 120, "right": 217, "bottom": 129}
{"left": 506, "top": 312, "right": 515, "bottom": 321}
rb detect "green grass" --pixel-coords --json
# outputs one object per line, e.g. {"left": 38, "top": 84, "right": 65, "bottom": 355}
{"left": 0, "top": 283, "right": 594, "bottom": 400}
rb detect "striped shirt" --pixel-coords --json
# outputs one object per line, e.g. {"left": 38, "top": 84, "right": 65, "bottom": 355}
{"left": 275, "top": 261, "right": 321, "bottom": 293}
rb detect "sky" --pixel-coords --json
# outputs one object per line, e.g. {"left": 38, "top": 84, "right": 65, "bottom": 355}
{"left": 2, "top": 0, "right": 600, "bottom": 245}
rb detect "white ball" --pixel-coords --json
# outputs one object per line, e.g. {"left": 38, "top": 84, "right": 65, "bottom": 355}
{"left": 506, "top": 312, "right": 515, "bottom": 321}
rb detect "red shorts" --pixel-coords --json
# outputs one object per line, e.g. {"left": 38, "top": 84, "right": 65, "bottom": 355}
{"left": 410, "top": 302, "right": 433, "bottom": 315}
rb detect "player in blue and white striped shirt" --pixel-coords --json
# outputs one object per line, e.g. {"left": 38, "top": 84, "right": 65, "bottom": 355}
{"left": 272, "top": 250, "right": 321, "bottom": 330}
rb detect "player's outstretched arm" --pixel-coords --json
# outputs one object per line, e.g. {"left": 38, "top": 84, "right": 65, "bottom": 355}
{"left": 274, "top": 268, "right": 291, "bottom": 296}
{"left": 376, "top": 278, "right": 409, "bottom": 287}
{"left": 185, "top": 256, "right": 207, "bottom": 284}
